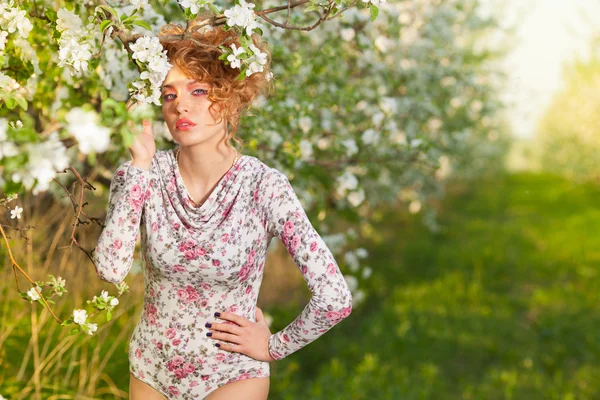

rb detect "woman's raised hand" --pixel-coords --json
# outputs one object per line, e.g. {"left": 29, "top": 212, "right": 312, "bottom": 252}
{"left": 127, "top": 101, "right": 156, "bottom": 170}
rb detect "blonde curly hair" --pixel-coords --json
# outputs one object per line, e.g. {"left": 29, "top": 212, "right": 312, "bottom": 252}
{"left": 159, "top": 15, "right": 274, "bottom": 151}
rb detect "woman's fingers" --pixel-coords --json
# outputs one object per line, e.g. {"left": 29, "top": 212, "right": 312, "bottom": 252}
{"left": 209, "top": 330, "right": 242, "bottom": 345}
{"left": 207, "top": 322, "right": 242, "bottom": 335}
{"left": 214, "top": 311, "right": 250, "bottom": 327}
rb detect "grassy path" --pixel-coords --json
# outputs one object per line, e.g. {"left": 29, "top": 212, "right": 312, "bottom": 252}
{"left": 270, "top": 173, "right": 600, "bottom": 399}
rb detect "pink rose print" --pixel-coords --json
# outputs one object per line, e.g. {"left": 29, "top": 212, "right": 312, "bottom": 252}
{"left": 173, "top": 264, "right": 187, "bottom": 273}
{"left": 184, "top": 250, "right": 197, "bottom": 260}
{"left": 117, "top": 169, "right": 125, "bottom": 176}
{"left": 172, "top": 355, "right": 184, "bottom": 366}
{"left": 291, "top": 235, "right": 301, "bottom": 252}
{"left": 245, "top": 285, "right": 252, "bottom": 294}
{"left": 326, "top": 310, "right": 342, "bottom": 322}
{"left": 202, "top": 375, "right": 209, "bottom": 381}
{"left": 212, "top": 259, "right": 220, "bottom": 267}
{"left": 168, "top": 386, "right": 180, "bottom": 396}
{"left": 236, "top": 372, "right": 252, "bottom": 381}
{"left": 130, "top": 184, "right": 143, "bottom": 200}
{"left": 165, "top": 328, "right": 176, "bottom": 339}
{"left": 190, "top": 380, "right": 199, "bottom": 387}
{"left": 177, "top": 289, "right": 189, "bottom": 302}
{"left": 135, "top": 348, "right": 142, "bottom": 358}
{"left": 215, "top": 353, "right": 226, "bottom": 362}
{"left": 156, "top": 342, "right": 163, "bottom": 350}
{"left": 172, "top": 338, "right": 181, "bottom": 346}
{"left": 283, "top": 220, "right": 294, "bottom": 237}
{"left": 238, "top": 263, "right": 251, "bottom": 281}
{"left": 152, "top": 222, "right": 159, "bottom": 232}
{"left": 183, "top": 363, "right": 195, "bottom": 374}
{"left": 248, "top": 249, "right": 256, "bottom": 264}
{"left": 310, "top": 241, "right": 318, "bottom": 252}
{"left": 221, "top": 233, "right": 230, "bottom": 243}
{"left": 326, "top": 263, "right": 337, "bottom": 276}
{"left": 282, "top": 334, "right": 290, "bottom": 342}
{"left": 173, "top": 222, "right": 180, "bottom": 230}
{"left": 174, "top": 368, "right": 186, "bottom": 379}
{"left": 113, "top": 239, "right": 122, "bottom": 250}
{"left": 197, "top": 247, "right": 207, "bottom": 256}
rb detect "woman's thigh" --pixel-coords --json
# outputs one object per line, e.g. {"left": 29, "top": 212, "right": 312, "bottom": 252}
{"left": 129, "top": 373, "right": 169, "bottom": 400}
{"left": 206, "top": 376, "right": 270, "bottom": 400}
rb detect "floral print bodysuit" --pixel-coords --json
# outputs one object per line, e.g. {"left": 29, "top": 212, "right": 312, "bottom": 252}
{"left": 92, "top": 148, "right": 353, "bottom": 399}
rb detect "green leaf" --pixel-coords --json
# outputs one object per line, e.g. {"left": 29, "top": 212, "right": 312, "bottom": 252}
{"left": 99, "top": 19, "right": 114, "bottom": 33}
{"left": 208, "top": 4, "right": 221, "bottom": 14}
{"left": 370, "top": 5, "right": 379, "bottom": 22}
{"left": 106, "top": 310, "right": 112, "bottom": 322}
{"left": 69, "top": 328, "right": 79, "bottom": 335}
{"left": 95, "top": 5, "right": 120, "bottom": 21}
{"left": 15, "top": 97, "right": 27, "bottom": 111}
{"left": 132, "top": 20, "right": 152, "bottom": 31}
{"left": 4, "top": 97, "right": 16, "bottom": 109}
{"left": 304, "top": 4, "right": 319, "bottom": 13}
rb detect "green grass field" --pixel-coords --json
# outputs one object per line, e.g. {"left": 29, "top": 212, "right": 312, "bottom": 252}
{"left": 268, "top": 172, "right": 600, "bottom": 399}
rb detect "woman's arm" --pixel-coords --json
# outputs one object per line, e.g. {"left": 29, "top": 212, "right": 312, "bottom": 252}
{"left": 263, "top": 169, "right": 353, "bottom": 360}
{"left": 92, "top": 160, "right": 152, "bottom": 284}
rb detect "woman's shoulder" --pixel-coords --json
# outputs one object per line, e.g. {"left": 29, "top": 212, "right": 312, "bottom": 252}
{"left": 243, "top": 155, "right": 290, "bottom": 187}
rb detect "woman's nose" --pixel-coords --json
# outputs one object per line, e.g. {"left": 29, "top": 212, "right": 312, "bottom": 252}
{"left": 175, "top": 97, "right": 189, "bottom": 114}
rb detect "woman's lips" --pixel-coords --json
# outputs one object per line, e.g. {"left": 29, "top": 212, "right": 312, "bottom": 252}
{"left": 176, "top": 119, "right": 196, "bottom": 131}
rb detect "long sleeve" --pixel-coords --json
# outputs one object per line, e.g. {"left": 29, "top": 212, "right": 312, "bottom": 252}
{"left": 263, "top": 169, "right": 353, "bottom": 361}
{"left": 92, "top": 160, "right": 152, "bottom": 284}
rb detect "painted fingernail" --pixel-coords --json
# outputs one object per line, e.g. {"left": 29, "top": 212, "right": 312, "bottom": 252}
{"left": 206, "top": 332, "right": 212, "bottom": 337}
{"left": 214, "top": 312, "right": 221, "bottom": 317}
{"left": 215, "top": 343, "right": 220, "bottom": 347}
{"left": 205, "top": 322, "right": 212, "bottom": 328}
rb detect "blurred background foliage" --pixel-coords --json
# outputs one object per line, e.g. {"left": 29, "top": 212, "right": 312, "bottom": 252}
{"left": 2, "top": 0, "right": 600, "bottom": 399}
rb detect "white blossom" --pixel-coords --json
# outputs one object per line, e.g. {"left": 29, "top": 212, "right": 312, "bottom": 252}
{"left": 362, "top": 267, "right": 372, "bottom": 279}
{"left": 73, "top": 309, "right": 88, "bottom": 325}
{"left": 10, "top": 205, "right": 23, "bottom": 219}
{"left": 361, "top": 128, "right": 380, "bottom": 145}
{"left": 224, "top": 0, "right": 261, "bottom": 36}
{"left": 84, "top": 322, "right": 98, "bottom": 335}
{"left": 336, "top": 170, "right": 359, "bottom": 198}
{"left": 298, "top": 116, "right": 312, "bottom": 134}
{"left": 342, "top": 139, "right": 358, "bottom": 157}
{"left": 1, "top": 7, "right": 33, "bottom": 38}
{"left": 130, "top": 36, "right": 172, "bottom": 105}
{"left": 299, "top": 139, "right": 313, "bottom": 160}
{"left": 56, "top": 8, "right": 93, "bottom": 76}
{"left": 27, "top": 286, "right": 41, "bottom": 301}
{"left": 340, "top": 28, "right": 355, "bottom": 42}
{"left": 110, "top": 298, "right": 119, "bottom": 306}
{"left": 347, "top": 188, "right": 365, "bottom": 207}
{"left": 227, "top": 43, "right": 246, "bottom": 70}
{"left": 65, "top": 108, "right": 111, "bottom": 154}
{"left": 0, "top": 31, "right": 8, "bottom": 51}
{"left": 130, "top": 0, "right": 149, "bottom": 10}
{"left": 178, "top": 0, "right": 213, "bottom": 15}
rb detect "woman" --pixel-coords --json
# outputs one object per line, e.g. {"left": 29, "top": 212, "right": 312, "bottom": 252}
{"left": 92, "top": 18, "right": 353, "bottom": 400}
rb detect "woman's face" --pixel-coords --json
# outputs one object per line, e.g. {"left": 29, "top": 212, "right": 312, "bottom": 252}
{"left": 161, "top": 63, "right": 226, "bottom": 147}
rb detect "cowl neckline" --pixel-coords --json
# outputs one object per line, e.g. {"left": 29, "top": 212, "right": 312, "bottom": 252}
{"left": 156, "top": 148, "right": 252, "bottom": 229}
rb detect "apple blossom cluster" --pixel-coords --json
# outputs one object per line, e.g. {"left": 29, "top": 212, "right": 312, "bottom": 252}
{"left": 336, "top": 170, "right": 365, "bottom": 207}
{"left": 224, "top": 0, "right": 262, "bottom": 36}
{"left": 0, "top": 2, "right": 33, "bottom": 40}
{"left": 130, "top": 0, "right": 150, "bottom": 10}
{"left": 177, "top": 0, "right": 215, "bottom": 15}
{"left": 11, "top": 132, "right": 70, "bottom": 195}
{"left": 65, "top": 108, "right": 111, "bottom": 154}
{"left": 362, "top": 0, "right": 387, "bottom": 6}
{"left": 25, "top": 275, "right": 67, "bottom": 302}
{"left": 224, "top": 42, "right": 271, "bottom": 78}
{"left": 72, "top": 309, "right": 98, "bottom": 335}
{"left": 129, "top": 35, "right": 172, "bottom": 105}
{"left": 56, "top": 8, "right": 95, "bottom": 76}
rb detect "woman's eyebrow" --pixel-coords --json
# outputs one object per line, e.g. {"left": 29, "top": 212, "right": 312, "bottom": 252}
{"left": 161, "top": 80, "right": 207, "bottom": 91}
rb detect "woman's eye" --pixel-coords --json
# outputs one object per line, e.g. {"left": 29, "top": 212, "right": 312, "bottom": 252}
{"left": 163, "top": 93, "right": 175, "bottom": 101}
{"left": 193, "top": 89, "right": 208, "bottom": 95}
